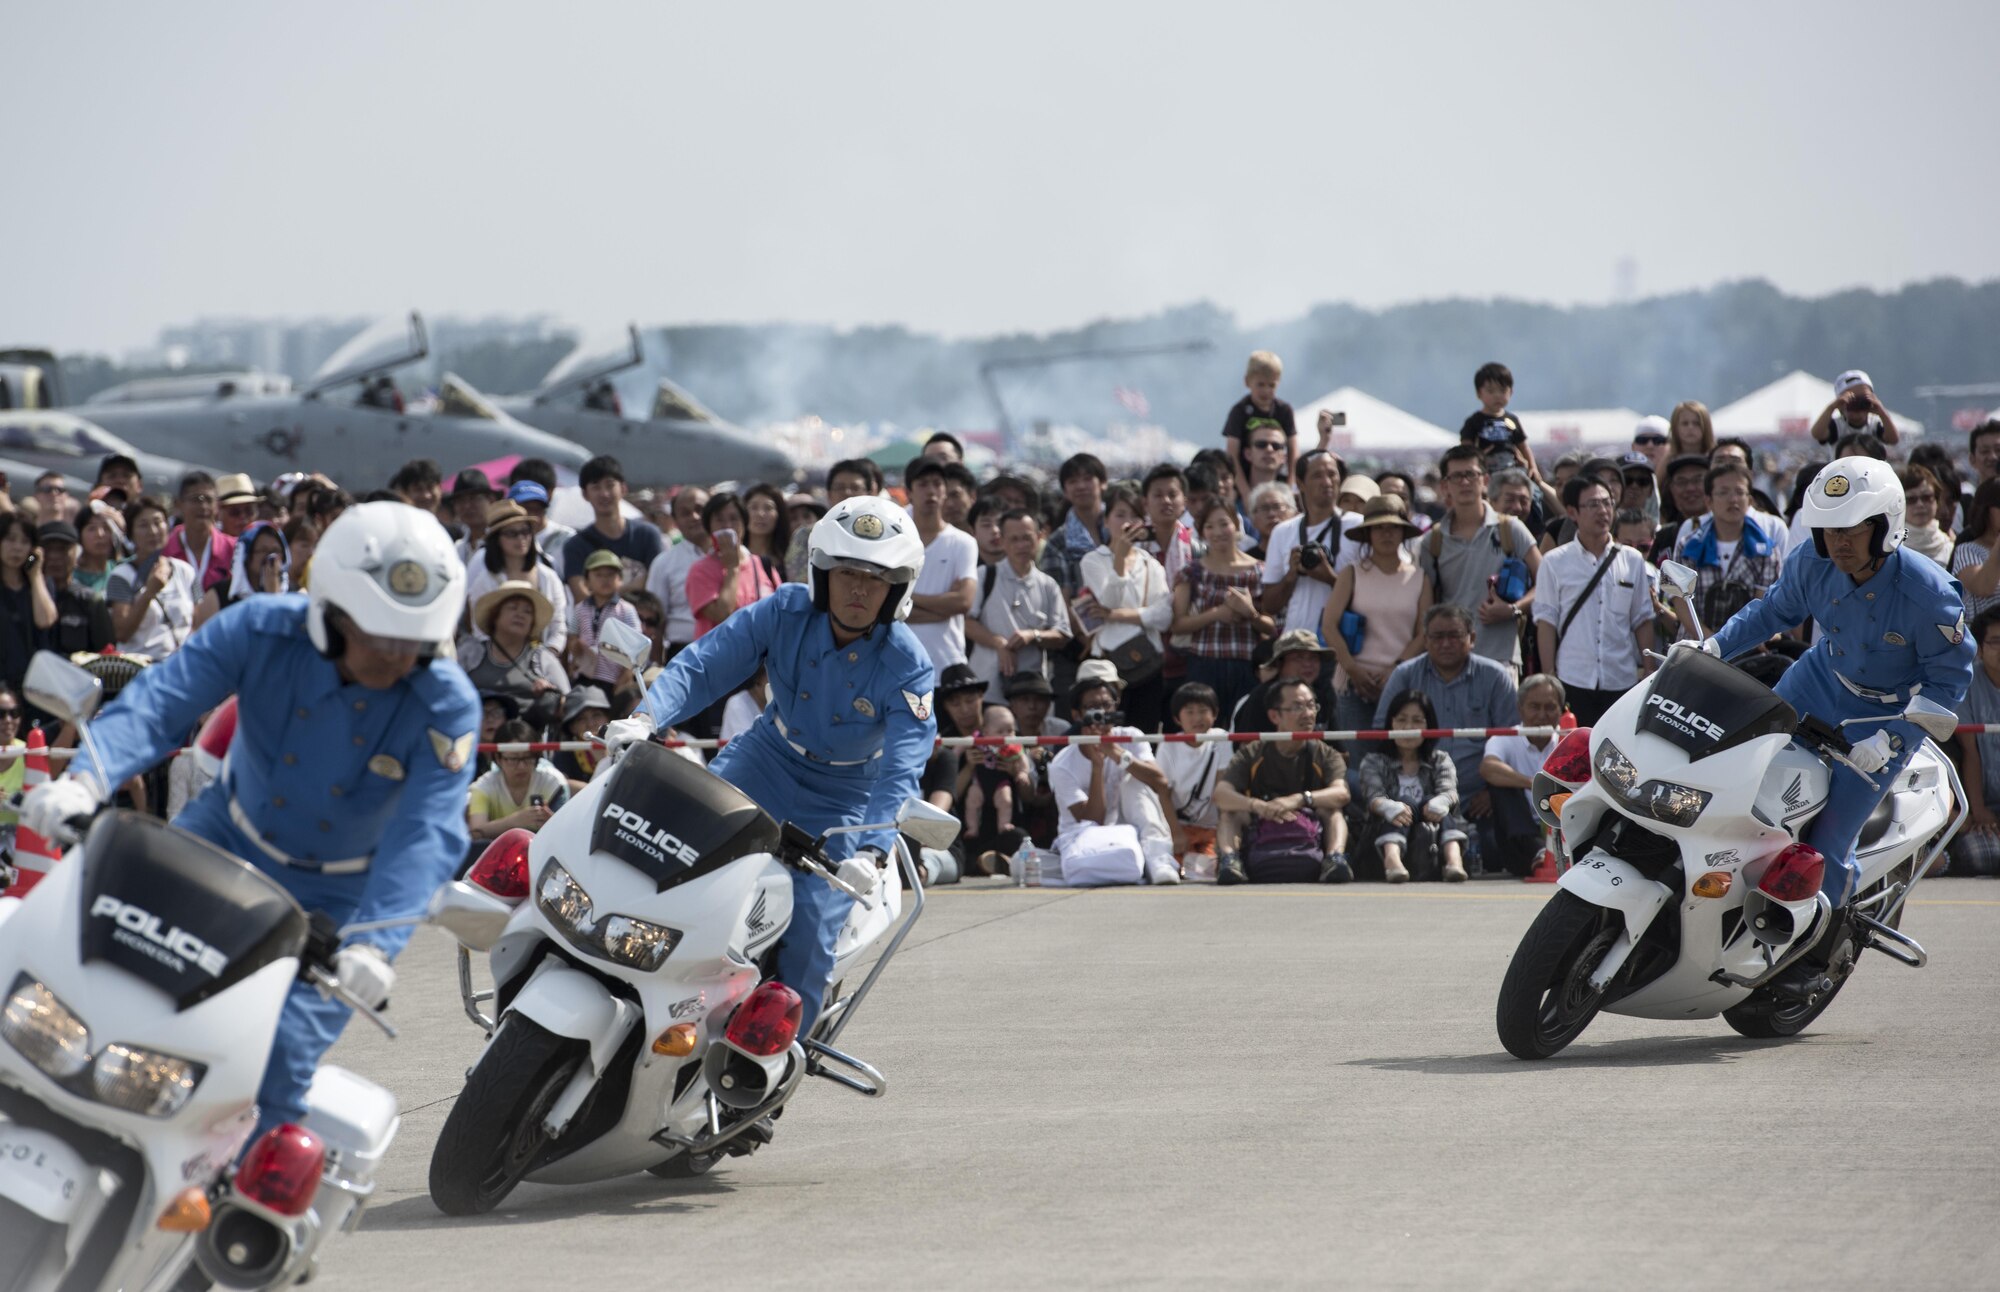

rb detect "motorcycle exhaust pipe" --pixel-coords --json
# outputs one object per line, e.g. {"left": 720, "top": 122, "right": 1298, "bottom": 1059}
{"left": 701, "top": 1041, "right": 788, "bottom": 1111}
{"left": 196, "top": 1204, "right": 299, "bottom": 1290}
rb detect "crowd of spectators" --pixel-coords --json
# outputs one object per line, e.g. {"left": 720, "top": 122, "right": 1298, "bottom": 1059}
{"left": 4, "top": 351, "right": 2000, "bottom": 885}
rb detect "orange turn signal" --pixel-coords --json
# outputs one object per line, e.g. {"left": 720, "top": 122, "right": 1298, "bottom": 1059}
{"left": 652, "top": 1023, "right": 699, "bottom": 1057}
{"left": 157, "top": 1187, "right": 211, "bottom": 1232}
{"left": 1691, "top": 871, "right": 1733, "bottom": 899}
{"left": 1541, "top": 791, "right": 1573, "bottom": 816}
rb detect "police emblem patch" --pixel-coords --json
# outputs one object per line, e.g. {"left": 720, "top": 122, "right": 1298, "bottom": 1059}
{"left": 1883, "top": 631, "right": 1907, "bottom": 646}
{"left": 853, "top": 697, "right": 875, "bottom": 718}
{"left": 852, "top": 513, "right": 884, "bottom": 539}
{"left": 1939, "top": 611, "right": 1967, "bottom": 645}
{"left": 902, "top": 689, "right": 932, "bottom": 721}
{"left": 429, "top": 727, "right": 474, "bottom": 772}
{"left": 1823, "top": 475, "right": 1850, "bottom": 498}
{"left": 367, "top": 753, "right": 406, "bottom": 781}
{"left": 388, "top": 560, "right": 429, "bottom": 596}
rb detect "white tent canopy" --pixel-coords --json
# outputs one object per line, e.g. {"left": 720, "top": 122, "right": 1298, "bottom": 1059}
{"left": 1511, "top": 408, "right": 1648, "bottom": 449}
{"left": 1710, "top": 371, "right": 1923, "bottom": 442}
{"left": 1289, "top": 386, "right": 1457, "bottom": 458}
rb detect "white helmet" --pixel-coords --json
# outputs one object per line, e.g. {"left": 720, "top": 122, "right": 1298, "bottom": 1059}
{"left": 307, "top": 501, "right": 467, "bottom": 656}
{"left": 1798, "top": 455, "right": 1904, "bottom": 560}
{"left": 808, "top": 496, "right": 925, "bottom": 624}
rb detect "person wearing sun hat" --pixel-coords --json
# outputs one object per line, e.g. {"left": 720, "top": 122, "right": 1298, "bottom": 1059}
{"left": 1232, "top": 627, "right": 1338, "bottom": 736}
{"left": 467, "top": 496, "right": 570, "bottom": 652}
{"left": 1319, "top": 494, "right": 1430, "bottom": 758}
{"left": 455, "top": 578, "right": 568, "bottom": 728}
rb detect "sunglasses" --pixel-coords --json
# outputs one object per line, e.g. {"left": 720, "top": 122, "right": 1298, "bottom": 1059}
{"left": 638, "top": 618, "right": 662, "bottom": 631}
{"left": 1633, "top": 434, "right": 1668, "bottom": 446}
{"left": 0, "top": 708, "right": 20, "bottom": 718}
{"left": 1249, "top": 441, "right": 1286, "bottom": 451}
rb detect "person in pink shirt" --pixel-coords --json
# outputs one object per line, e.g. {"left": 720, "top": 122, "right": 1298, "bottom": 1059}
{"left": 686, "top": 491, "right": 783, "bottom": 638}
{"left": 162, "top": 470, "right": 237, "bottom": 596}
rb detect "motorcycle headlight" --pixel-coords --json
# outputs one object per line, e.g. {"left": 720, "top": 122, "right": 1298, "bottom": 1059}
{"left": 90, "top": 1042, "right": 206, "bottom": 1118}
{"left": 2, "top": 975, "right": 92, "bottom": 1080}
{"left": 1594, "top": 741, "right": 1639, "bottom": 795}
{"left": 537, "top": 862, "right": 682, "bottom": 972}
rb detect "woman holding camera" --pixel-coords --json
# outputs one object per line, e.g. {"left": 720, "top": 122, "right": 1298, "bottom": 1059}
{"left": 1080, "top": 484, "right": 1173, "bottom": 733}
{"left": 1321, "top": 496, "right": 1429, "bottom": 754}
{"left": 1172, "top": 501, "right": 1276, "bottom": 721}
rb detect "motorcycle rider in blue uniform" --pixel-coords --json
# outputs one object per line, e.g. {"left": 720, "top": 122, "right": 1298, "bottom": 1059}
{"left": 24, "top": 502, "right": 479, "bottom": 1144}
{"left": 1704, "top": 457, "right": 1974, "bottom": 908}
{"left": 604, "top": 495, "right": 936, "bottom": 1034}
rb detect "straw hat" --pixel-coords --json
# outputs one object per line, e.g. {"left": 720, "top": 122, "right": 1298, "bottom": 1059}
{"left": 485, "top": 500, "right": 531, "bottom": 533}
{"left": 473, "top": 579, "right": 554, "bottom": 638}
{"left": 1344, "top": 495, "right": 1422, "bottom": 543}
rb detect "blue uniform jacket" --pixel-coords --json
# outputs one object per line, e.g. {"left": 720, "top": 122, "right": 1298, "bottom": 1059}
{"left": 1713, "top": 544, "right": 1974, "bottom": 736}
{"left": 638, "top": 585, "right": 937, "bottom": 855}
{"left": 72, "top": 595, "right": 480, "bottom": 953}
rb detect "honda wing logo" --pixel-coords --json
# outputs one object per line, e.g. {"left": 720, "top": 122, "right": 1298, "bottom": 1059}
{"left": 1644, "top": 693, "right": 1724, "bottom": 741}
{"left": 1782, "top": 775, "right": 1808, "bottom": 812}
{"left": 745, "top": 889, "right": 773, "bottom": 937}
{"left": 89, "top": 896, "right": 228, "bottom": 978}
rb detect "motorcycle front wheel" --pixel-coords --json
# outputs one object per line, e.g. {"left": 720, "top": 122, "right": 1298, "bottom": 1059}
{"left": 1496, "top": 889, "right": 1623, "bottom": 1059}
{"left": 429, "top": 1016, "right": 585, "bottom": 1216}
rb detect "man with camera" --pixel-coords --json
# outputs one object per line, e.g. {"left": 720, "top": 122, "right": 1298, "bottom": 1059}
{"left": 1811, "top": 369, "right": 1899, "bottom": 448}
{"left": 1261, "top": 448, "right": 1363, "bottom": 636}
{"left": 1046, "top": 667, "right": 1180, "bottom": 885}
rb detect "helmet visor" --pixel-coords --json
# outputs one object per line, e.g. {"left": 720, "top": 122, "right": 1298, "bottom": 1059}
{"left": 821, "top": 557, "right": 895, "bottom": 582}
{"left": 329, "top": 609, "right": 432, "bottom": 658}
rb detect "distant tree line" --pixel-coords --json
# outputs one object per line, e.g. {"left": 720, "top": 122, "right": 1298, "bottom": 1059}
{"left": 58, "top": 277, "right": 2000, "bottom": 436}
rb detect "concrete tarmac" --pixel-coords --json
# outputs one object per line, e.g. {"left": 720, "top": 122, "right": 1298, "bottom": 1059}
{"left": 318, "top": 879, "right": 2000, "bottom": 1290}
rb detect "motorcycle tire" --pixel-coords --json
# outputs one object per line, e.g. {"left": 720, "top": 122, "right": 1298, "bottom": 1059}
{"left": 428, "top": 1016, "right": 586, "bottom": 1216}
{"left": 1495, "top": 889, "right": 1623, "bottom": 1060}
{"left": 1724, "top": 932, "right": 1860, "bottom": 1039}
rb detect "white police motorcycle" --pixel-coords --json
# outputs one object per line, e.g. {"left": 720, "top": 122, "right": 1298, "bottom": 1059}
{"left": 1495, "top": 562, "right": 1966, "bottom": 1059}
{"left": 0, "top": 652, "right": 447, "bottom": 1291}
{"left": 425, "top": 717, "right": 958, "bottom": 1215}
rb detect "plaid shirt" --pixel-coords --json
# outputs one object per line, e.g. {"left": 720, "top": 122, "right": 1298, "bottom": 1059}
{"left": 570, "top": 594, "right": 642, "bottom": 684}
{"left": 1176, "top": 560, "right": 1265, "bottom": 661}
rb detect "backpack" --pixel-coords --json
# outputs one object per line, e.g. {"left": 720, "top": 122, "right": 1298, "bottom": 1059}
{"left": 1426, "top": 516, "right": 1528, "bottom": 602}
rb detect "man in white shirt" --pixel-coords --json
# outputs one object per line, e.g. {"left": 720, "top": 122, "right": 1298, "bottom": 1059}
{"left": 1533, "top": 478, "right": 1657, "bottom": 725}
{"left": 1477, "top": 672, "right": 1566, "bottom": 876}
{"left": 644, "top": 486, "right": 711, "bottom": 653}
{"left": 965, "top": 509, "right": 1070, "bottom": 700}
{"left": 1046, "top": 675, "right": 1179, "bottom": 885}
{"left": 902, "top": 458, "right": 979, "bottom": 673}
{"left": 1260, "top": 450, "right": 1364, "bottom": 636}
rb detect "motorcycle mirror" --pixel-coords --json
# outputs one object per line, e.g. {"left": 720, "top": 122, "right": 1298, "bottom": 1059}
{"left": 425, "top": 881, "right": 514, "bottom": 953}
{"left": 895, "top": 797, "right": 962, "bottom": 851}
{"left": 1902, "top": 695, "right": 1959, "bottom": 744}
{"left": 23, "top": 651, "right": 103, "bottom": 725}
{"left": 1658, "top": 561, "right": 1698, "bottom": 603}
{"left": 597, "top": 617, "right": 651, "bottom": 673}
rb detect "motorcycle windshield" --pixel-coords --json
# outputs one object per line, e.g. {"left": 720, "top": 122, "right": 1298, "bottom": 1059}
{"left": 590, "top": 741, "right": 782, "bottom": 890}
{"left": 1639, "top": 649, "right": 1798, "bottom": 760}
{"left": 76, "top": 812, "right": 309, "bottom": 1011}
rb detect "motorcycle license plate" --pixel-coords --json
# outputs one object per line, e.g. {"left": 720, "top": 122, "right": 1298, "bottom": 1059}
{"left": 0, "top": 1123, "right": 90, "bottom": 1223}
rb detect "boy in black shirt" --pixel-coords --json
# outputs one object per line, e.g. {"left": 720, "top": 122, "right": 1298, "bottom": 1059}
{"left": 1222, "top": 350, "right": 1296, "bottom": 503}
{"left": 1458, "top": 361, "right": 1540, "bottom": 482}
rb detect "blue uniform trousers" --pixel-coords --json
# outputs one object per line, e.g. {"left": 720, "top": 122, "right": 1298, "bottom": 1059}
{"left": 708, "top": 723, "right": 876, "bottom": 1031}
{"left": 174, "top": 789, "right": 363, "bottom": 1145}
{"left": 1775, "top": 664, "right": 1916, "bottom": 907}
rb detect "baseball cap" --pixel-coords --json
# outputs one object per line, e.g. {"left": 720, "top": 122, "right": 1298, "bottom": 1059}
{"left": 1618, "top": 451, "right": 1655, "bottom": 474}
{"left": 35, "top": 521, "right": 80, "bottom": 547}
{"left": 1338, "top": 475, "right": 1380, "bottom": 503}
{"left": 1834, "top": 369, "right": 1873, "bottom": 396}
{"left": 1074, "top": 659, "right": 1124, "bottom": 693}
{"left": 1665, "top": 453, "right": 1711, "bottom": 479}
{"left": 582, "top": 549, "right": 623, "bottom": 573}
{"left": 508, "top": 481, "right": 550, "bottom": 506}
{"left": 1632, "top": 414, "right": 1670, "bottom": 445}
{"left": 937, "top": 662, "right": 985, "bottom": 696}
{"left": 1002, "top": 671, "right": 1054, "bottom": 699}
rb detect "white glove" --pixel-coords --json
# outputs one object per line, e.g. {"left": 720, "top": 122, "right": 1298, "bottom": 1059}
{"left": 20, "top": 776, "right": 101, "bottom": 846}
{"left": 1422, "top": 795, "right": 1451, "bottom": 823}
{"left": 332, "top": 944, "right": 395, "bottom": 1010}
{"left": 601, "top": 715, "right": 656, "bottom": 760}
{"left": 1671, "top": 637, "right": 1721, "bottom": 657}
{"left": 1848, "top": 730, "right": 1898, "bottom": 775}
{"left": 833, "top": 856, "right": 880, "bottom": 901}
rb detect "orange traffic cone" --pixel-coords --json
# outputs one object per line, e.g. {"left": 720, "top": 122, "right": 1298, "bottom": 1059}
{"left": 5, "top": 729, "right": 61, "bottom": 897}
{"left": 1524, "top": 846, "right": 1561, "bottom": 884}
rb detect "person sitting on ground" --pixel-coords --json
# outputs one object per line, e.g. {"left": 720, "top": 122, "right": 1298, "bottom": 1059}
{"left": 959, "top": 701, "right": 1031, "bottom": 857}
{"left": 473, "top": 690, "right": 519, "bottom": 777}
{"left": 466, "top": 718, "right": 570, "bottom": 845}
{"left": 1003, "top": 669, "right": 1067, "bottom": 847}
{"left": 1153, "top": 682, "right": 1226, "bottom": 881}
{"left": 1353, "top": 689, "right": 1470, "bottom": 883}
{"left": 553, "top": 684, "right": 613, "bottom": 791}
{"left": 1211, "top": 677, "right": 1352, "bottom": 885}
{"left": 1046, "top": 674, "right": 1180, "bottom": 886}
{"left": 1476, "top": 673, "right": 1568, "bottom": 877}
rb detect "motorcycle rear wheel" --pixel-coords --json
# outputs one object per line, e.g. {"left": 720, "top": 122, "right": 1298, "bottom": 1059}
{"left": 429, "top": 1017, "right": 585, "bottom": 1216}
{"left": 1496, "top": 890, "right": 1622, "bottom": 1059}
{"left": 1724, "top": 936, "right": 1858, "bottom": 1038}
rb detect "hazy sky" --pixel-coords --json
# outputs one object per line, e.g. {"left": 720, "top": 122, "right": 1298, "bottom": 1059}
{"left": 7, "top": 1, "right": 1996, "bottom": 354}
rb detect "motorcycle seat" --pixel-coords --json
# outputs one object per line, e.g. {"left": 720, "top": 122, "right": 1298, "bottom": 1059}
{"left": 1857, "top": 795, "right": 1897, "bottom": 850}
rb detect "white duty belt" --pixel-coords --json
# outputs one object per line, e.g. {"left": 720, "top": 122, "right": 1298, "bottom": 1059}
{"left": 228, "top": 794, "right": 372, "bottom": 876}
{"left": 769, "top": 711, "right": 882, "bottom": 767}
{"left": 1833, "top": 672, "right": 1909, "bottom": 706}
